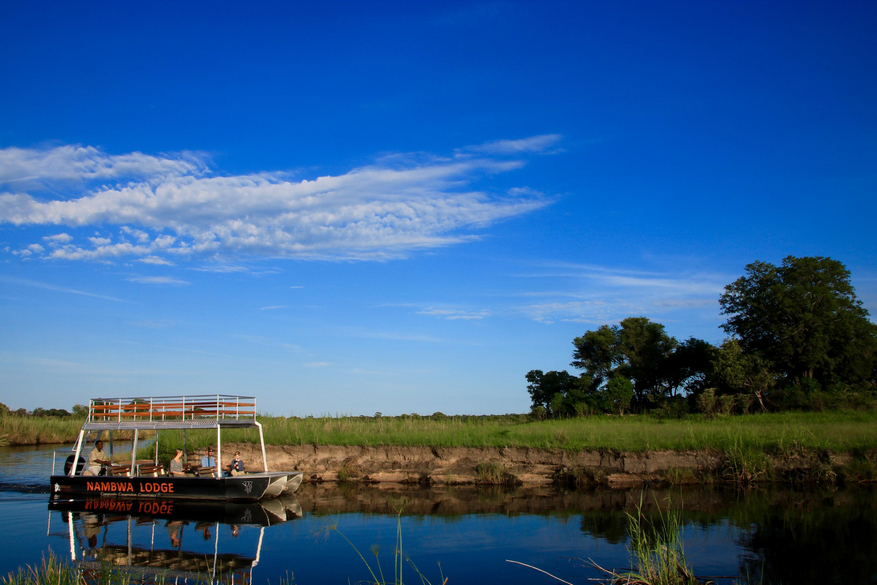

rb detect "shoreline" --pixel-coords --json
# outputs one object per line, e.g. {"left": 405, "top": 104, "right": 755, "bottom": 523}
{"left": 230, "top": 443, "right": 876, "bottom": 487}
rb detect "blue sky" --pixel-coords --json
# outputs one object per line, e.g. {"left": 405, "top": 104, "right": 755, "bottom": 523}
{"left": 1, "top": 1, "right": 875, "bottom": 415}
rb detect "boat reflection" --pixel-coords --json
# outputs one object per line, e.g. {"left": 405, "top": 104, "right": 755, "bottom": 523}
{"left": 48, "top": 495, "right": 301, "bottom": 583}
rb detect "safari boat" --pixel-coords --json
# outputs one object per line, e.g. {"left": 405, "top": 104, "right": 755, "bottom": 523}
{"left": 50, "top": 395, "right": 303, "bottom": 501}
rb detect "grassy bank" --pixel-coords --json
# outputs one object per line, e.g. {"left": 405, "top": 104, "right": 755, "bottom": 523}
{"left": 5, "top": 411, "right": 877, "bottom": 453}
{"left": 0, "top": 415, "right": 84, "bottom": 446}
{"left": 213, "top": 410, "right": 877, "bottom": 453}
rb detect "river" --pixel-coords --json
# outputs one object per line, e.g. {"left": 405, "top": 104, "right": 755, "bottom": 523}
{"left": 1, "top": 444, "right": 875, "bottom": 584}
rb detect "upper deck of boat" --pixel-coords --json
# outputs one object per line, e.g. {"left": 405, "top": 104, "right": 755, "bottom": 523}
{"left": 83, "top": 395, "right": 260, "bottom": 431}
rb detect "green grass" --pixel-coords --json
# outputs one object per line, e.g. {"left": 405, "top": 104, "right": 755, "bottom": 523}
{"left": 0, "top": 415, "right": 85, "bottom": 446}
{"left": 6, "top": 411, "right": 877, "bottom": 454}
{"left": 214, "top": 411, "right": 877, "bottom": 453}
{"left": 0, "top": 553, "right": 179, "bottom": 585}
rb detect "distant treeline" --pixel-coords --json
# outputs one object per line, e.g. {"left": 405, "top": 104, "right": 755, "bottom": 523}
{"left": 0, "top": 403, "right": 88, "bottom": 418}
{"left": 527, "top": 256, "right": 877, "bottom": 417}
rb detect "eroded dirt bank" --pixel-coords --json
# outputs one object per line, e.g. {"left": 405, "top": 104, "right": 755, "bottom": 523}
{"left": 226, "top": 443, "right": 855, "bottom": 486}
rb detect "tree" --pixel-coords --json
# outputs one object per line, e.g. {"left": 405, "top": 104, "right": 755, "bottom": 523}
{"left": 603, "top": 376, "right": 634, "bottom": 414}
{"left": 72, "top": 404, "right": 89, "bottom": 418}
{"left": 720, "top": 256, "right": 877, "bottom": 390}
{"left": 572, "top": 317, "right": 678, "bottom": 407}
{"left": 525, "top": 369, "right": 592, "bottom": 417}
{"left": 712, "top": 338, "right": 775, "bottom": 412}
{"left": 663, "top": 337, "right": 717, "bottom": 397}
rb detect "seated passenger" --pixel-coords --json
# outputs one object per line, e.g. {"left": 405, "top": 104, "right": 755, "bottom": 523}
{"left": 169, "top": 448, "right": 186, "bottom": 476}
{"left": 229, "top": 451, "right": 245, "bottom": 476}
{"left": 85, "top": 440, "right": 109, "bottom": 476}
{"left": 200, "top": 447, "right": 217, "bottom": 477}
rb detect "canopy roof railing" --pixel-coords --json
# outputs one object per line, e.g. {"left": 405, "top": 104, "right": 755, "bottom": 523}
{"left": 86, "top": 395, "right": 257, "bottom": 429}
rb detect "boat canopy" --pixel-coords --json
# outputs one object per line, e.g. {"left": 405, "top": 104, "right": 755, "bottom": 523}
{"left": 83, "top": 395, "right": 259, "bottom": 431}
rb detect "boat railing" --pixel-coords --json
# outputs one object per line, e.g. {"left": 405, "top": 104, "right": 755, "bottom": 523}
{"left": 87, "top": 395, "right": 257, "bottom": 423}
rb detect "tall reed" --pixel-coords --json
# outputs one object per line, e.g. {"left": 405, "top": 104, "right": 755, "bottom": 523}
{"left": 330, "top": 510, "right": 446, "bottom": 585}
{"left": 0, "top": 415, "right": 84, "bottom": 446}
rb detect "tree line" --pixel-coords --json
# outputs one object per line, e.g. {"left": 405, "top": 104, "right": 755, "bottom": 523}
{"left": 526, "top": 256, "right": 877, "bottom": 417}
{"left": 0, "top": 403, "right": 89, "bottom": 418}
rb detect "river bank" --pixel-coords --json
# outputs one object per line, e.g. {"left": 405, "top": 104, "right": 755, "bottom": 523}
{"left": 5, "top": 412, "right": 876, "bottom": 485}
{"left": 226, "top": 442, "right": 877, "bottom": 487}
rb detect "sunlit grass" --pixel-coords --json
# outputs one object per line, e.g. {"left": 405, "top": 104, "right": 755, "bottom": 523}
{"left": 0, "top": 415, "right": 84, "bottom": 446}
{"left": 5, "top": 411, "right": 877, "bottom": 454}
{"left": 270, "top": 411, "right": 877, "bottom": 452}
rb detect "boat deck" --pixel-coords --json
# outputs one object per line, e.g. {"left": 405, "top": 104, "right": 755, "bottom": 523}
{"left": 84, "top": 395, "right": 259, "bottom": 430}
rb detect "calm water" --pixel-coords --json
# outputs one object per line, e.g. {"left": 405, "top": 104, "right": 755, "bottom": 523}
{"left": 1, "top": 444, "right": 875, "bottom": 584}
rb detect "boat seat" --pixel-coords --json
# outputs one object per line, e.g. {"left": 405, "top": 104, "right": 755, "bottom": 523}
{"left": 107, "top": 465, "right": 132, "bottom": 477}
{"left": 137, "top": 464, "right": 164, "bottom": 477}
{"left": 186, "top": 465, "right": 220, "bottom": 477}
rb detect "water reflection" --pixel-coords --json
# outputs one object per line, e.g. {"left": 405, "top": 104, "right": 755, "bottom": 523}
{"left": 295, "top": 484, "right": 877, "bottom": 584}
{"left": 1, "top": 442, "right": 872, "bottom": 585}
{"left": 49, "top": 496, "right": 301, "bottom": 584}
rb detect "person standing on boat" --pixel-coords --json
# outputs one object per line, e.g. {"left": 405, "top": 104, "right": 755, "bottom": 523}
{"left": 200, "top": 446, "right": 218, "bottom": 477}
{"left": 85, "top": 440, "right": 109, "bottom": 476}
{"left": 169, "top": 448, "right": 186, "bottom": 476}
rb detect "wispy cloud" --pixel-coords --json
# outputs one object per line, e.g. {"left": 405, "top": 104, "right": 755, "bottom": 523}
{"left": 305, "top": 362, "right": 331, "bottom": 368}
{"left": 461, "top": 134, "right": 562, "bottom": 155}
{"left": 191, "top": 265, "right": 249, "bottom": 273}
{"left": 418, "top": 307, "right": 491, "bottom": 320}
{"left": 0, "top": 145, "right": 207, "bottom": 185}
{"left": 126, "top": 276, "right": 190, "bottom": 286}
{"left": 342, "top": 327, "right": 482, "bottom": 345}
{"left": 0, "top": 275, "right": 128, "bottom": 302}
{"left": 258, "top": 305, "right": 286, "bottom": 310}
{"left": 138, "top": 255, "right": 174, "bottom": 266}
{"left": 1, "top": 140, "right": 556, "bottom": 262}
{"left": 510, "top": 261, "right": 728, "bottom": 325}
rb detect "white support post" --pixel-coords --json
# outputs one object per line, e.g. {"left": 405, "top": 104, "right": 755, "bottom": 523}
{"left": 70, "top": 430, "right": 85, "bottom": 477}
{"left": 130, "top": 429, "right": 139, "bottom": 475}
{"left": 255, "top": 421, "right": 268, "bottom": 472}
{"left": 216, "top": 426, "right": 222, "bottom": 479}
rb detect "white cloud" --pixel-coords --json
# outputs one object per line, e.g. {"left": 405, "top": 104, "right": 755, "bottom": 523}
{"left": 418, "top": 307, "right": 490, "bottom": 320}
{"left": 258, "top": 305, "right": 286, "bottom": 310}
{"left": 0, "top": 275, "right": 127, "bottom": 302}
{"left": 191, "top": 264, "right": 249, "bottom": 273}
{"left": 0, "top": 145, "right": 206, "bottom": 185}
{"left": 43, "top": 233, "right": 72, "bottom": 244}
{"left": 511, "top": 261, "right": 728, "bottom": 326}
{"left": 138, "top": 255, "right": 174, "bottom": 266}
{"left": 462, "top": 134, "right": 562, "bottom": 155}
{"left": 121, "top": 226, "right": 150, "bottom": 243}
{"left": 127, "top": 276, "right": 190, "bottom": 285}
{"left": 0, "top": 141, "right": 555, "bottom": 262}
